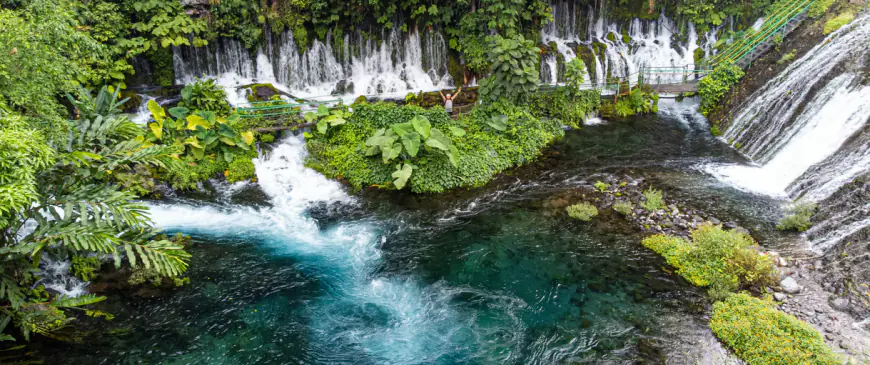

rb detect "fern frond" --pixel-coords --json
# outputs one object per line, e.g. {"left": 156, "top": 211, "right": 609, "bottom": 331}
{"left": 0, "top": 277, "right": 25, "bottom": 309}
{"left": 100, "top": 140, "right": 182, "bottom": 170}
{"left": 52, "top": 294, "right": 106, "bottom": 308}
{"left": 123, "top": 239, "right": 191, "bottom": 277}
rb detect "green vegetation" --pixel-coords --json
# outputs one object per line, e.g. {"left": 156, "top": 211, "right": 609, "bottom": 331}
{"left": 711, "top": 293, "right": 839, "bottom": 365}
{"left": 643, "top": 224, "right": 778, "bottom": 298}
{"left": 777, "top": 201, "right": 817, "bottom": 232}
{"left": 699, "top": 64, "right": 744, "bottom": 116}
{"left": 808, "top": 0, "right": 835, "bottom": 18}
{"left": 823, "top": 10, "right": 855, "bottom": 35}
{"left": 260, "top": 133, "right": 276, "bottom": 143}
{"left": 640, "top": 187, "right": 665, "bottom": 211}
{"left": 613, "top": 201, "right": 634, "bottom": 216}
{"left": 478, "top": 34, "right": 540, "bottom": 104}
{"left": 777, "top": 49, "right": 797, "bottom": 65}
{"left": 226, "top": 158, "right": 257, "bottom": 183}
{"left": 144, "top": 101, "right": 257, "bottom": 189}
{"left": 594, "top": 181, "right": 611, "bottom": 192}
{"left": 528, "top": 88, "right": 601, "bottom": 129}
{"left": 305, "top": 102, "right": 563, "bottom": 193}
{"left": 71, "top": 256, "right": 102, "bottom": 281}
{"left": 600, "top": 88, "right": 659, "bottom": 118}
{"left": 566, "top": 202, "right": 599, "bottom": 221}
{"left": 0, "top": 89, "right": 190, "bottom": 342}
{"left": 178, "top": 78, "right": 232, "bottom": 116}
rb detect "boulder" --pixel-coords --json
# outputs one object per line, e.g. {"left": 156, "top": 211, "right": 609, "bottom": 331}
{"left": 780, "top": 277, "right": 802, "bottom": 294}
{"left": 774, "top": 292, "right": 787, "bottom": 301}
{"left": 830, "top": 297, "right": 850, "bottom": 312}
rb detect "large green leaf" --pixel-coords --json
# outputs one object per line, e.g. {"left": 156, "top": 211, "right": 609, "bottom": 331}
{"left": 486, "top": 115, "right": 508, "bottom": 131}
{"left": 411, "top": 115, "right": 431, "bottom": 139}
{"left": 365, "top": 128, "right": 387, "bottom": 146}
{"left": 304, "top": 112, "right": 318, "bottom": 123}
{"left": 147, "top": 100, "right": 165, "bottom": 122}
{"left": 383, "top": 143, "right": 402, "bottom": 163}
{"left": 448, "top": 126, "right": 466, "bottom": 137}
{"left": 391, "top": 163, "right": 413, "bottom": 190}
{"left": 317, "top": 104, "right": 329, "bottom": 117}
{"left": 186, "top": 115, "right": 211, "bottom": 130}
{"left": 424, "top": 128, "right": 451, "bottom": 151}
{"left": 148, "top": 122, "right": 163, "bottom": 140}
{"left": 400, "top": 132, "right": 421, "bottom": 157}
{"left": 317, "top": 120, "right": 329, "bottom": 134}
{"left": 448, "top": 145, "right": 460, "bottom": 168}
{"left": 391, "top": 122, "right": 416, "bottom": 136}
{"left": 168, "top": 107, "right": 189, "bottom": 120}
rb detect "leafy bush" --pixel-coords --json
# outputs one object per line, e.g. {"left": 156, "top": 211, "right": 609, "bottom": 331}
{"left": 305, "top": 102, "right": 563, "bottom": 193}
{"left": 478, "top": 34, "right": 540, "bottom": 104}
{"left": 528, "top": 88, "right": 600, "bottom": 129}
{"left": 566, "top": 202, "right": 598, "bottom": 222}
{"left": 564, "top": 58, "right": 587, "bottom": 92}
{"left": 145, "top": 101, "right": 257, "bottom": 188}
{"left": 710, "top": 293, "right": 839, "bottom": 365}
{"left": 226, "top": 157, "right": 256, "bottom": 183}
{"left": 640, "top": 187, "right": 665, "bottom": 211}
{"left": 178, "top": 78, "right": 231, "bottom": 116}
{"left": 699, "top": 64, "right": 744, "bottom": 116}
{"left": 777, "top": 49, "right": 797, "bottom": 65}
{"left": 260, "top": 133, "right": 275, "bottom": 143}
{"left": 594, "top": 181, "right": 610, "bottom": 192}
{"left": 808, "top": 0, "right": 835, "bottom": 18}
{"left": 642, "top": 225, "right": 778, "bottom": 295}
{"left": 777, "top": 201, "right": 817, "bottom": 232}
{"left": 613, "top": 201, "right": 634, "bottom": 216}
{"left": 71, "top": 256, "right": 102, "bottom": 281}
{"left": 823, "top": 11, "right": 855, "bottom": 35}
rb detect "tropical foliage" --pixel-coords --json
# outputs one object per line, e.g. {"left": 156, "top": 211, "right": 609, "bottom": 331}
{"left": 0, "top": 88, "right": 190, "bottom": 342}
{"left": 178, "top": 78, "right": 232, "bottom": 116}
{"left": 699, "top": 64, "right": 744, "bottom": 116}
{"left": 478, "top": 34, "right": 540, "bottom": 104}
{"left": 710, "top": 293, "right": 839, "bottom": 365}
{"left": 306, "top": 101, "right": 563, "bottom": 193}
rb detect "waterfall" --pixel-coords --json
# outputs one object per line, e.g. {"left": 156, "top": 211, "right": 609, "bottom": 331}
{"left": 172, "top": 27, "right": 452, "bottom": 103}
{"left": 704, "top": 14, "right": 870, "bottom": 251}
{"left": 39, "top": 257, "right": 89, "bottom": 298}
{"left": 541, "top": 2, "right": 700, "bottom": 86}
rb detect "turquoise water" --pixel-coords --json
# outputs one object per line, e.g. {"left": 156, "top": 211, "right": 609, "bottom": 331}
{"left": 35, "top": 100, "right": 785, "bottom": 364}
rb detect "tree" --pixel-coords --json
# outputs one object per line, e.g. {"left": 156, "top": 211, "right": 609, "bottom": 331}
{"left": 0, "top": 88, "right": 189, "bottom": 342}
{"left": 478, "top": 34, "right": 540, "bottom": 104}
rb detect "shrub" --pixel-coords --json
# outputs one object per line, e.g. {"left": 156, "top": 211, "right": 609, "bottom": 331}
{"left": 528, "top": 88, "right": 600, "bottom": 129}
{"left": 710, "top": 293, "right": 839, "bottom": 365}
{"left": 823, "top": 11, "right": 855, "bottom": 35}
{"left": 613, "top": 201, "right": 634, "bottom": 216}
{"left": 710, "top": 124, "right": 722, "bottom": 136}
{"left": 226, "top": 158, "right": 256, "bottom": 183}
{"left": 808, "top": 0, "right": 835, "bottom": 18}
{"left": 640, "top": 187, "right": 665, "bottom": 211}
{"left": 777, "top": 201, "right": 817, "bottom": 232}
{"left": 594, "top": 180, "right": 610, "bottom": 192}
{"left": 260, "top": 133, "right": 275, "bottom": 143}
{"left": 567, "top": 202, "right": 598, "bottom": 221}
{"left": 478, "top": 34, "right": 539, "bottom": 104}
{"left": 699, "top": 64, "right": 744, "bottom": 116}
{"left": 642, "top": 225, "right": 778, "bottom": 295}
{"left": 178, "top": 78, "right": 231, "bottom": 116}
{"left": 305, "top": 102, "right": 564, "bottom": 193}
{"left": 777, "top": 49, "right": 797, "bottom": 65}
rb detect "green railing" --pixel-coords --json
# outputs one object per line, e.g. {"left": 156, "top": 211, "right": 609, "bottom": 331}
{"left": 236, "top": 98, "right": 343, "bottom": 118}
{"left": 706, "top": 0, "right": 815, "bottom": 68}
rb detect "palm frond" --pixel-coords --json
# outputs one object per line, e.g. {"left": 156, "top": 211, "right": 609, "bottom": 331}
{"left": 119, "top": 238, "right": 191, "bottom": 277}
{"left": 100, "top": 140, "right": 182, "bottom": 171}
{"left": 0, "top": 276, "right": 25, "bottom": 309}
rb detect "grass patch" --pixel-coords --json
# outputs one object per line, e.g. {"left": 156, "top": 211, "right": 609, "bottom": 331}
{"left": 823, "top": 11, "right": 855, "bottom": 35}
{"left": 566, "top": 202, "right": 598, "bottom": 222}
{"left": 808, "top": 0, "right": 835, "bottom": 18}
{"left": 777, "top": 49, "right": 796, "bottom": 65}
{"left": 777, "top": 201, "right": 816, "bottom": 232}
{"left": 711, "top": 293, "right": 839, "bottom": 365}
{"left": 226, "top": 158, "right": 256, "bottom": 183}
{"left": 642, "top": 224, "right": 778, "bottom": 297}
{"left": 640, "top": 187, "right": 665, "bottom": 211}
